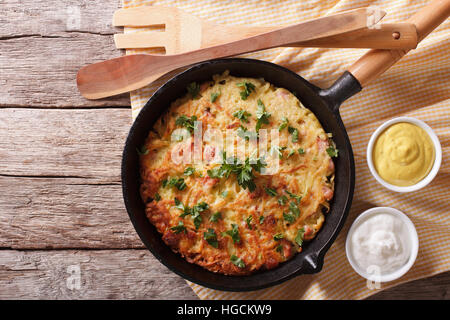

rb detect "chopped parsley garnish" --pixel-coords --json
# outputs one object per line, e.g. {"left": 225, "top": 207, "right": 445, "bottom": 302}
{"left": 237, "top": 125, "right": 258, "bottom": 141}
{"left": 285, "top": 190, "right": 302, "bottom": 204}
{"left": 136, "top": 145, "right": 149, "bottom": 156}
{"left": 230, "top": 254, "right": 245, "bottom": 268}
{"left": 220, "top": 190, "right": 228, "bottom": 198}
{"left": 264, "top": 186, "right": 278, "bottom": 197}
{"left": 246, "top": 215, "right": 253, "bottom": 229}
{"left": 288, "top": 126, "right": 299, "bottom": 143}
{"left": 233, "top": 109, "right": 252, "bottom": 123}
{"left": 259, "top": 216, "right": 265, "bottom": 224}
{"left": 255, "top": 99, "right": 271, "bottom": 132}
{"left": 283, "top": 212, "right": 296, "bottom": 223}
{"left": 295, "top": 228, "right": 305, "bottom": 246}
{"left": 204, "top": 228, "right": 218, "bottom": 248}
{"left": 174, "top": 198, "right": 209, "bottom": 229}
{"left": 170, "top": 221, "right": 187, "bottom": 234}
{"left": 223, "top": 223, "right": 240, "bottom": 243}
{"left": 278, "top": 195, "right": 288, "bottom": 205}
{"left": 154, "top": 193, "right": 161, "bottom": 202}
{"left": 207, "top": 154, "right": 266, "bottom": 192}
{"left": 162, "top": 177, "right": 186, "bottom": 191}
{"left": 270, "top": 145, "right": 286, "bottom": 159}
{"left": 210, "top": 92, "right": 220, "bottom": 103}
{"left": 274, "top": 233, "right": 284, "bottom": 241}
{"left": 326, "top": 146, "right": 339, "bottom": 158}
{"left": 279, "top": 117, "right": 289, "bottom": 131}
{"left": 236, "top": 82, "right": 256, "bottom": 100}
{"left": 183, "top": 167, "right": 195, "bottom": 176}
{"left": 210, "top": 211, "right": 222, "bottom": 222}
{"left": 175, "top": 115, "right": 198, "bottom": 134}
{"left": 289, "top": 201, "right": 300, "bottom": 218}
{"left": 287, "top": 150, "right": 295, "bottom": 158}
{"left": 187, "top": 82, "right": 201, "bottom": 99}
{"left": 298, "top": 148, "right": 305, "bottom": 155}
{"left": 276, "top": 245, "right": 283, "bottom": 254}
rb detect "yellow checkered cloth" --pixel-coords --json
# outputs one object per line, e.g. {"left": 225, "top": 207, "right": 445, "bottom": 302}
{"left": 122, "top": 0, "right": 450, "bottom": 299}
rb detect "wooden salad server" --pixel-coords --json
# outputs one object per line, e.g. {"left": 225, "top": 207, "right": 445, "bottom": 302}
{"left": 78, "top": 8, "right": 387, "bottom": 99}
{"left": 113, "top": 6, "right": 417, "bottom": 51}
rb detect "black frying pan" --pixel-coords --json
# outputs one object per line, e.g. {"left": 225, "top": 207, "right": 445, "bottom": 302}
{"left": 121, "top": 1, "right": 448, "bottom": 291}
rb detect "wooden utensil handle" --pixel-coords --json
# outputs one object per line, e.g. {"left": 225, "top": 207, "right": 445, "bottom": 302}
{"left": 347, "top": 0, "right": 450, "bottom": 87}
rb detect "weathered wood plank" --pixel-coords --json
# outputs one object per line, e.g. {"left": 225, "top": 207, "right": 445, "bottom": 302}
{"left": 0, "top": 0, "right": 129, "bottom": 107}
{"left": 0, "top": 249, "right": 447, "bottom": 299}
{"left": 0, "top": 108, "right": 130, "bottom": 180}
{"left": 0, "top": 176, "right": 143, "bottom": 249}
{"left": 1, "top": 0, "right": 121, "bottom": 37}
{"left": 368, "top": 272, "right": 450, "bottom": 300}
{"left": 0, "top": 249, "right": 198, "bottom": 299}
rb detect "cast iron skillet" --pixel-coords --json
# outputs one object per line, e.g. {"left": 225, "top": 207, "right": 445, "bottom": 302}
{"left": 121, "top": 1, "right": 447, "bottom": 291}
{"left": 122, "top": 58, "right": 360, "bottom": 291}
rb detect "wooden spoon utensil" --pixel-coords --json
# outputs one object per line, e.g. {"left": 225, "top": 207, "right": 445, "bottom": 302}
{"left": 78, "top": 8, "right": 387, "bottom": 99}
{"left": 113, "top": 6, "right": 417, "bottom": 51}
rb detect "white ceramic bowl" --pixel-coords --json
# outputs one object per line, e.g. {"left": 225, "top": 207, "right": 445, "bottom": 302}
{"left": 367, "top": 117, "right": 442, "bottom": 193}
{"left": 345, "top": 207, "right": 419, "bottom": 283}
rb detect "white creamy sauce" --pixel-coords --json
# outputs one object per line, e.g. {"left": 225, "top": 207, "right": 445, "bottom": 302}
{"left": 351, "top": 213, "right": 410, "bottom": 275}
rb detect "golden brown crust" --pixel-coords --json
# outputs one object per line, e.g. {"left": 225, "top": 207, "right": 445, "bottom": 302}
{"left": 139, "top": 73, "right": 335, "bottom": 275}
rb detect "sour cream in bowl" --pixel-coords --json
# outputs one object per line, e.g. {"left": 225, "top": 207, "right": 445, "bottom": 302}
{"left": 345, "top": 207, "right": 419, "bottom": 282}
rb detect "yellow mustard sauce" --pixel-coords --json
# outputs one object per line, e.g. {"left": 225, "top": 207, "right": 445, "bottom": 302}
{"left": 373, "top": 122, "right": 435, "bottom": 186}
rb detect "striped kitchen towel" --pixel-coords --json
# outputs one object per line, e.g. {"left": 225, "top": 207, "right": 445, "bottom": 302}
{"left": 121, "top": 0, "right": 450, "bottom": 299}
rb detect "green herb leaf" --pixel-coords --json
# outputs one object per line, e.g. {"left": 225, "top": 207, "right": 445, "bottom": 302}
{"left": 279, "top": 117, "right": 289, "bottom": 131}
{"left": 285, "top": 190, "right": 302, "bottom": 204}
{"left": 236, "top": 82, "right": 256, "bottom": 100}
{"left": 233, "top": 109, "right": 252, "bottom": 123}
{"left": 204, "top": 228, "right": 218, "bottom": 248}
{"left": 224, "top": 223, "right": 240, "bottom": 243}
{"left": 283, "top": 212, "right": 296, "bottom": 223}
{"left": 298, "top": 148, "right": 305, "bottom": 155}
{"left": 270, "top": 145, "right": 286, "bottom": 159}
{"left": 164, "top": 177, "right": 187, "bottom": 191}
{"left": 287, "top": 150, "right": 295, "bottom": 158}
{"left": 230, "top": 254, "right": 245, "bottom": 268}
{"left": 210, "top": 92, "right": 219, "bottom": 103}
{"left": 259, "top": 216, "right": 265, "bottom": 224}
{"left": 183, "top": 167, "right": 195, "bottom": 176}
{"left": 289, "top": 201, "right": 300, "bottom": 218}
{"left": 210, "top": 211, "right": 222, "bottom": 222}
{"left": 288, "top": 126, "right": 299, "bottom": 143}
{"left": 187, "top": 82, "right": 201, "bottom": 99}
{"left": 278, "top": 195, "right": 288, "bottom": 206}
{"left": 237, "top": 125, "right": 258, "bottom": 141}
{"left": 256, "top": 99, "right": 271, "bottom": 132}
{"left": 220, "top": 191, "right": 228, "bottom": 198}
{"left": 209, "top": 156, "right": 266, "bottom": 192}
{"left": 175, "top": 115, "right": 198, "bottom": 134}
{"left": 264, "top": 186, "right": 278, "bottom": 197}
{"left": 246, "top": 215, "right": 253, "bottom": 229}
{"left": 136, "top": 145, "right": 149, "bottom": 156}
{"left": 154, "top": 193, "right": 161, "bottom": 202}
{"left": 326, "top": 146, "right": 339, "bottom": 158}
{"left": 170, "top": 221, "right": 187, "bottom": 234}
{"left": 274, "top": 233, "right": 284, "bottom": 241}
{"left": 295, "top": 228, "right": 305, "bottom": 246}
{"left": 276, "top": 245, "right": 283, "bottom": 254}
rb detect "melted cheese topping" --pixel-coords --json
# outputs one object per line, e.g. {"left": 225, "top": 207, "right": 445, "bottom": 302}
{"left": 139, "top": 72, "right": 335, "bottom": 275}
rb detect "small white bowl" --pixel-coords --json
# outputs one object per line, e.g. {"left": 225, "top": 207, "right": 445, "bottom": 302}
{"left": 367, "top": 117, "right": 442, "bottom": 193}
{"left": 345, "top": 207, "right": 419, "bottom": 283}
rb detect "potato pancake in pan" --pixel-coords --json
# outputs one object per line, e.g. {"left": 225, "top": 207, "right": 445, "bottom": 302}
{"left": 139, "top": 72, "right": 336, "bottom": 275}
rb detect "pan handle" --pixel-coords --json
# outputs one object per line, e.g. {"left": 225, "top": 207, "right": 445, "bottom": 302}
{"left": 347, "top": 0, "right": 450, "bottom": 88}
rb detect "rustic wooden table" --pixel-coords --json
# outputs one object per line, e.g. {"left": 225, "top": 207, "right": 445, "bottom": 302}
{"left": 1, "top": 0, "right": 448, "bottom": 300}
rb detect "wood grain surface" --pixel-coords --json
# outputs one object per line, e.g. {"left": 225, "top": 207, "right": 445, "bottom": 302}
{"left": 0, "top": 0, "right": 448, "bottom": 300}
